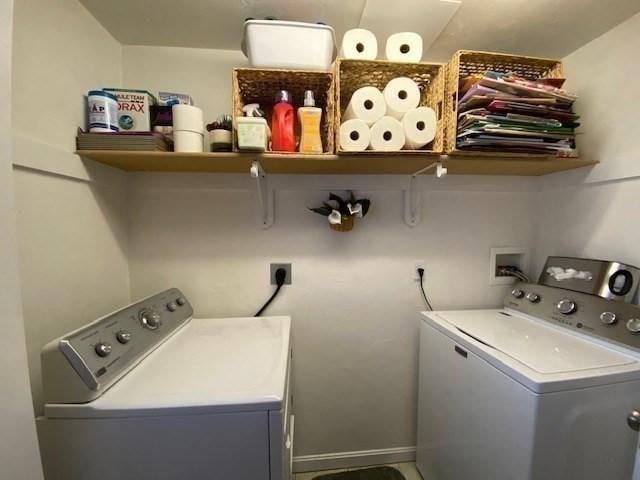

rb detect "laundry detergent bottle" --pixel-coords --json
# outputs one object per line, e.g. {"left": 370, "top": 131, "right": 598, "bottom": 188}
{"left": 298, "top": 90, "right": 323, "bottom": 153}
{"left": 271, "top": 90, "right": 295, "bottom": 152}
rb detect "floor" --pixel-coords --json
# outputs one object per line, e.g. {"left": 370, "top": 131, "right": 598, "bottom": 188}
{"left": 295, "top": 463, "right": 422, "bottom": 480}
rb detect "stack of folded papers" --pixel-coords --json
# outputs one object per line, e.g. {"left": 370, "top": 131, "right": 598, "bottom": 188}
{"left": 456, "top": 71, "right": 579, "bottom": 156}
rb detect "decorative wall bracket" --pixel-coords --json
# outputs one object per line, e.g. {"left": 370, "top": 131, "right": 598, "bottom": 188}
{"left": 403, "top": 160, "right": 448, "bottom": 227}
{"left": 250, "top": 160, "right": 275, "bottom": 229}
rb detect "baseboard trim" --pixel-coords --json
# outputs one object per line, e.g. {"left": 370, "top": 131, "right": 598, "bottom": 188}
{"left": 293, "top": 446, "right": 416, "bottom": 473}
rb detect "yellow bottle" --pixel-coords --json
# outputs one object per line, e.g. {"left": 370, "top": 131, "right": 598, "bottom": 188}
{"left": 298, "top": 90, "right": 323, "bottom": 153}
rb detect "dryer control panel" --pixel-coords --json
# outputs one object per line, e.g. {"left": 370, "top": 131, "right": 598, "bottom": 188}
{"left": 41, "top": 288, "right": 193, "bottom": 404}
{"left": 506, "top": 283, "right": 640, "bottom": 352}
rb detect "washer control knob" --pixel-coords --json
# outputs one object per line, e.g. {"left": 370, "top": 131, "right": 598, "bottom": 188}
{"left": 95, "top": 342, "right": 112, "bottom": 357}
{"left": 600, "top": 312, "right": 618, "bottom": 326}
{"left": 176, "top": 297, "right": 187, "bottom": 306}
{"left": 511, "top": 289, "right": 525, "bottom": 299}
{"left": 139, "top": 309, "right": 161, "bottom": 330}
{"left": 526, "top": 293, "right": 540, "bottom": 303}
{"left": 116, "top": 330, "right": 132, "bottom": 344}
{"left": 166, "top": 302, "right": 177, "bottom": 312}
{"left": 557, "top": 299, "right": 577, "bottom": 315}
{"left": 626, "top": 318, "right": 640, "bottom": 335}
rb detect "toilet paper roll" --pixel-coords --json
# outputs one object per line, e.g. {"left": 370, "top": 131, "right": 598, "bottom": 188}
{"left": 339, "top": 119, "right": 371, "bottom": 151}
{"left": 340, "top": 28, "right": 378, "bottom": 60}
{"left": 172, "top": 105, "right": 204, "bottom": 134}
{"left": 343, "top": 86, "right": 386, "bottom": 126}
{"left": 385, "top": 32, "right": 423, "bottom": 63}
{"left": 383, "top": 77, "right": 421, "bottom": 119}
{"left": 174, "top": 130, "right": 204, "bottom": 152}
{"left": 402, "top": 107, "right": 437, "bottom": 150}
{"left": 369, "top": 116, "right": 405, "bottom": 151}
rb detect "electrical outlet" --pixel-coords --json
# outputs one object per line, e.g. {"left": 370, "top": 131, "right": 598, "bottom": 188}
{"left": 415, "top": 260, "right": 426, "bottom": 281}
{"left": 270, "top": 263, "right": 292, "bottom": 285}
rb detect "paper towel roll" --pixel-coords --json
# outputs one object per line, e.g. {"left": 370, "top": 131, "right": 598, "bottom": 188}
{"left": 402, "top": 107, "right": 437, "bottom": 150}
{"left": 385, "top": 32, "right": 423, "bottom": 63}
{"left": 174, "top": 130, "right": 204, "bottom": 152}
{"left": 340, "top": 28, "right": 378, "bottom": 60}
{"left": 343, "top": 87, "right": 386, "bottom": 126}
{"left": 369, "top": 116, "right": 405, "bottom": 151}
{"left": 383, "top": 77, "right": 421, "bottom": 119}
{"left": 172, "top": 105, "right": 204, "bottom": 134}
{"left": 339, "top": 119, "right": 371, "bottom": 151}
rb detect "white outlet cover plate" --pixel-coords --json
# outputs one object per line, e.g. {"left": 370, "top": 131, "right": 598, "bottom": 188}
{"left": 415, "top": 260, "right": 426, "bottom": 280}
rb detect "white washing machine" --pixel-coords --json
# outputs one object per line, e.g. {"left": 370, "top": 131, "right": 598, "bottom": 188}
{"left": 417, "top": 282, "right": 640, "bottom": 480}
{"left": 37, "top": 288, "right": 294, "bottom": 480}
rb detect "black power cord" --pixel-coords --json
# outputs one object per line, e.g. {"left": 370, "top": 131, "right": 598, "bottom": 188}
{"left": 255, "top": 268, "right": 287, "bottom": 317}
{"left": 417, "top": 268, "right": 434, "bottom": 311}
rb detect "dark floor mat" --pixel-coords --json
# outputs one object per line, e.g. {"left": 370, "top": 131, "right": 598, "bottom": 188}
{"left": 312, "top": 466, "right": 406, "bottom": 480}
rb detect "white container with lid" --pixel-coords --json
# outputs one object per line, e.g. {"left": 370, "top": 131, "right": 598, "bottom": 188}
{"left": 241, "top": 20, "right": 336, "bottom": 71}
{"left": 87, "top": 90, "right": 119, "bottom": 133}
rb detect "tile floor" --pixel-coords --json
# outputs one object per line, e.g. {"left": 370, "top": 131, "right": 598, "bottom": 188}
{"left": 295, "top": 462, "right": 422, "bottom": 480}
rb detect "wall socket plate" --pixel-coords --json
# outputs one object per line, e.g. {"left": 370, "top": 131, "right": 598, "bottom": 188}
{"left": 415, "top": 260, "right": 426, "bottom": 281}
{"left": 270, "top": 263, "right": 292, "bottom": 285}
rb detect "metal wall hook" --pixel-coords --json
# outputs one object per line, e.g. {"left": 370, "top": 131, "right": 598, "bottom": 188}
{"left": 403, "top": 160, "right": 448, "bottom": 227}
{"left": 250, "top": 160, "right": 275, "bottom": 229}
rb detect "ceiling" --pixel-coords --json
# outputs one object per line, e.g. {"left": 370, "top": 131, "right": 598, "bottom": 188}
{"left": 80, "top": 0, "right": 640, "bottom": 61}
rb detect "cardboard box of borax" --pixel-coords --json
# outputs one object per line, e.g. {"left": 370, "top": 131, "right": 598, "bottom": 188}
{"left": 103, "top": 89, "right": 157, "bottom": 131}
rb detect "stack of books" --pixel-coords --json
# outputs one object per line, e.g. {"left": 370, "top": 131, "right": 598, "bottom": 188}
{"left": 456, "top": 71, "right": 579, "bottom": 156}
{"left": 76, "top": 130, "right": 170, "bottom": 152}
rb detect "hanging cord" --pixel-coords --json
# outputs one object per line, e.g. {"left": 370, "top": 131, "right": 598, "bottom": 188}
{"left": 417, "top": 268, "right": 434, "bottom": 311}
{"left": 496, "top": 266, "right": 531, "bottom": 283}
{"left": 255, "top": 268, "right": 287, "bottom": 317}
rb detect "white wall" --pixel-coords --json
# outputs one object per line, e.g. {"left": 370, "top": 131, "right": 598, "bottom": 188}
{"left": 119, "top": 45, "right": 539, "bottom": 461}
{"left": 10, "top": 4, "right": 637, "bottom": 468}
{"left": 127, "top": 173, "right": 537, "bottom": 458}
{"left": 11, "top": 0, "right": 131, "bottom": 414}
{"left": 532, "top": 12, "right": 640, "bottom": 276}
{"left": 0, "top": 0, "right": 44, "bottom": 476}
{"left": 533, "top": 179, "right": 640, "bottom": 274}
{"left": 123, "top": 46, "right": 247, "bottom": 125}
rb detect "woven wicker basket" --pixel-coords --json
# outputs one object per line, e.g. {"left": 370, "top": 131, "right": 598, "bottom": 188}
{"left": 444, "top": 50, "right": 564, "bottom": 156}
{"left": 232, "top": 68, "right": 335, "bottom": 154}
{"left": 330, "top": 216, "right": 355, "bottom": 232}
{"left": 335, "top": 59, "right": 445, "bottom": 154}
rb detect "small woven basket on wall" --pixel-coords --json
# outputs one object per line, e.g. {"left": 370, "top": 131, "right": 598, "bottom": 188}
{"left": 444, "top": 50, "right": 564, "bottom": 156}
{"left": 232, "top": 68, "right": 335, "bottom": 154}
{"left": 330, "top": 216, "right": 355, "bottom": 232}
{"left": 335, "top": 59, "right": 446, "bottom": 154}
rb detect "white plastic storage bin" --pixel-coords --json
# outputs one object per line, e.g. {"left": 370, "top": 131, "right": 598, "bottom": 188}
{"left": 241, "top": 20, "right": 336, "bottom": 71}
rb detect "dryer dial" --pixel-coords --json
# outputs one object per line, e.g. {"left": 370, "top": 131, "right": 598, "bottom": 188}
{"left": 626, "top": 318, "right": 640, "bottom": 335}
{"left": 511, "top": 289, "right": 525, "bottom": 299}
{"left": 139, "top": 309, "right": 161, "bottom": 330}
{"left": 94, "top": 342, "right": 112, "bottom": 357}
{"left": 556, "top": 299, "right": 577, "bottom": 315}
{"left": 599, "top": 312, "right": 617, "bottom": 326}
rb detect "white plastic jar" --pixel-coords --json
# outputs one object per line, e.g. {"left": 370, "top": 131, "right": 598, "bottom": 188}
{"left": 87, "top": 90, "right": 119, "bottom": 133}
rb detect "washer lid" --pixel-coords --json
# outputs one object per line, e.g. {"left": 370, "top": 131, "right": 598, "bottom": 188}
{"left": 441, "top": 310, "right": 633, "bottom": 374}
{"left": 45, "top": 316, "right": 291, "bottom": 418}
{"left": 423, "top": 309, "right": 640, "bottom": 393}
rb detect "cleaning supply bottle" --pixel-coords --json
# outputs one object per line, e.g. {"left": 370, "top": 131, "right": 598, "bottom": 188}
{"left": 236, "top": 103, "right": 270, "bottom": 151}
{"left": 298, "top": 90, "right": 323, "bottom": 153}
{"left": 271, "top": 90, "right": 295, "bottom": 152}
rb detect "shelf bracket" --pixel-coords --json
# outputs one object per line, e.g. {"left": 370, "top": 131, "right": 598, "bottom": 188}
{"left": 403, "top": 160, "right": 448, "bottom": 227}
{"left": 250, "top": 160, "right": 275, "bottom": 229}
